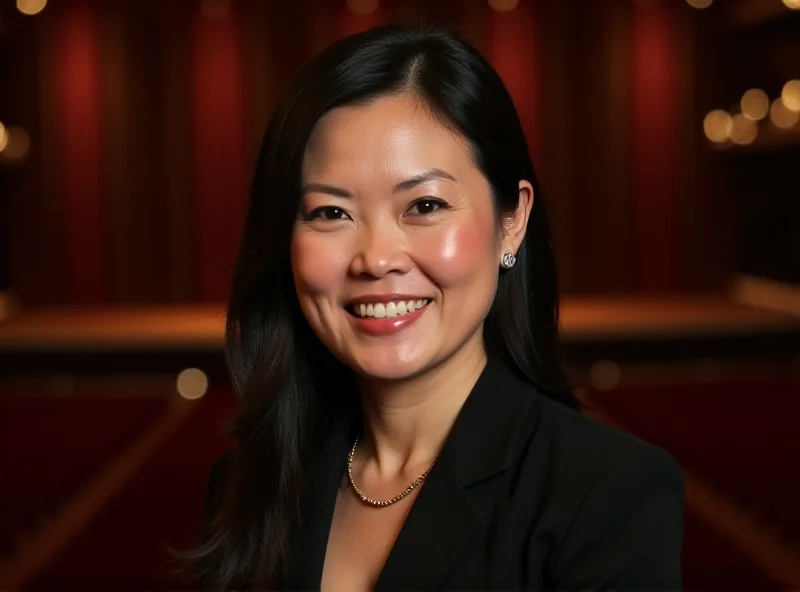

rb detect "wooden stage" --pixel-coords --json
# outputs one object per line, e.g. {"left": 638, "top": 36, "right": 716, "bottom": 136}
{"left": 0, "top": 295, "right": 798, "bottom": 376}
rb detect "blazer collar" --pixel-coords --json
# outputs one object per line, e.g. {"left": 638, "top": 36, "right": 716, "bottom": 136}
{"left": 282, "top": 356, "right": 539, "bottom": 590}
{"left": 439, "top": 355, "right": 539, "bottom": 487}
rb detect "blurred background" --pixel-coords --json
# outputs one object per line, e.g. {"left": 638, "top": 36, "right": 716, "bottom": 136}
{"left": 0, "top": 0, "right": 799, "bottom": 589}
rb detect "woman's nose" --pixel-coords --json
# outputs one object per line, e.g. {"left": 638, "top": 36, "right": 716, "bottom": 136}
{"left": 348, "top": 224, "right": 411, "bottom": 279}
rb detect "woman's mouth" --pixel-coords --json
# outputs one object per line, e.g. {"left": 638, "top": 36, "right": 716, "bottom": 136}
{"left": 348, "top": 299, "right": 430, "bottom": 319}
{"left": 344, "top": 298, "right": 432, "bottom": 336}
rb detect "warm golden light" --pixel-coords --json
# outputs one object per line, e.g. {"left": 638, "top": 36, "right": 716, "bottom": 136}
{"left": 0, "top": 126, "right": 31, "bottom": 160}
{"left": 16, "top": 0, "right": 47, "bottom": 16}
{"left": 177, "top": 368, "right": 209, "bottom": 400}
{"left": 740, "top": 89, "right": 769, "bottom": 121}
{"left": 782, "top": 0, "right": 800, "bottom": 9}
{"left": 703, "top": 109, "right": 733, "bottom": 143}
{"left": 201, "top": 0, "right": 229, "bottom": 20}
{"left": 347, "top": 0, "right": 379, "bottom": 16}
{"left": 782, "top": 79, "right": 800, "bottom": 112}
{"left": 686, "top": 0, "right": 713, "bottom": 8}
{"left": 0, "top": 122, "right": 8, "bottom": 153}
{"left": 729, "top": 113, "right": 758, "bottom": 145}
{"left": 488, "top": 0, "right": 520, "bottom": 12}
{"left": 770, "top": 98, "right": 800, "bottom": 129}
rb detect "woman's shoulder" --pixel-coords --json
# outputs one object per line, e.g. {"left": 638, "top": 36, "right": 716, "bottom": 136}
{"left": 530, "top": 392, "right": 682, "bottom": 485}
{"left": 538, "top": 392, "right": 671, "bottom": 454}
{"left": 465, "top": 357, "right": 681, "bottom": 496}
{"left": 524, "top": 390, "right": 684, "bottom": 521}
{"left": 525, "top": 394, "right": 685, "bottom": 587}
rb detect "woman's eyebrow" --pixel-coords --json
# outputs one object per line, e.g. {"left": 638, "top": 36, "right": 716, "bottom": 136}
{"left": 393, "top": 168, "right": 457, "bottom": 193}
{"left": 301, "top": 168, "right": 457, "bottom": 197}
{"left": 301, "top": 182, "right": 352, "bottom": 198}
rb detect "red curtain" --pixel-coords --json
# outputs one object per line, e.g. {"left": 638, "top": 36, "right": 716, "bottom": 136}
{"left": 632, "top": 1, "right": 680, "bottom": 292}
{"left": 54, "top": 0, "right": 106, "bottom": 304}
{"left": 190, "top": 4, "right": 248, "bottom": 302}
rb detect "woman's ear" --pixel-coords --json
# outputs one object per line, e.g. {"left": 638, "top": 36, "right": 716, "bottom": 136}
{"left": 500, "top": 180, "right": 534, "bottom": 256}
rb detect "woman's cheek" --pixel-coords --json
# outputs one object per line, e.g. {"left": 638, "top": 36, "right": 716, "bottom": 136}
{"left": 290, "top": 233, "right": 351, "bottom": 295}
{"left": 413, "top": 221, "right": 496, "bottom": 286}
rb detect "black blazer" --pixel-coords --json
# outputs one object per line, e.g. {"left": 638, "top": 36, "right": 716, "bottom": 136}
{"left": 205, "top": 358, "right": 685, "bottom": 590}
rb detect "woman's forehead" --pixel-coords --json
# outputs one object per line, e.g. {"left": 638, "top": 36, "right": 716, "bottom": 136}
{"left": 303, "top": 95, "right": 472, "bottom": 179}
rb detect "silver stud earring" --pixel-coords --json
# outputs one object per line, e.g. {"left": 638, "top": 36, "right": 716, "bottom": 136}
{"left": 501, "top": 253, "right": 516, "bottom": 269}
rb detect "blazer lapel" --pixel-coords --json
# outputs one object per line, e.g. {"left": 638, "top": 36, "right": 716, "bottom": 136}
{"left": 375, "top": 458, "right": 480, "bottom": 590}
{"left": 376, "top": 357, "right": 538, "bottom": 589}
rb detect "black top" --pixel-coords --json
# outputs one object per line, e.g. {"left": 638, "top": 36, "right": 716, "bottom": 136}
{"left": 205, "top": 357, "right": 684, "bottom": 590}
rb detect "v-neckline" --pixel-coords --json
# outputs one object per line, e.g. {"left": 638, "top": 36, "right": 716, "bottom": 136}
{"left": 281, "top": 357, "right": 537, "bottom": 590}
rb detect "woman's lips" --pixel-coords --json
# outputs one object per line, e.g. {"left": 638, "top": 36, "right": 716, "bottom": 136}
{"left": 346, "top": 299, "right": 431, "bottom": 336}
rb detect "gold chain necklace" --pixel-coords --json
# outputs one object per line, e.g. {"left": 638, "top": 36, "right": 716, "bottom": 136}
{"left": 347, "top": 436, "right": 438, "bottom": 507}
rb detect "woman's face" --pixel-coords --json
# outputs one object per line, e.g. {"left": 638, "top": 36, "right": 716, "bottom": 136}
{"left": 291, "top": 94, "right": 521, "bottom": 381}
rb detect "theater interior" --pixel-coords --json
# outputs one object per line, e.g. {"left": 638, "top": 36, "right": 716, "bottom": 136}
{"left": 0, "top": 0, "right": 799, "bottom": 589}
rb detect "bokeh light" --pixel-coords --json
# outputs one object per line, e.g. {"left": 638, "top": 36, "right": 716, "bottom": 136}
{"left": 781, "top": 80, "right": 800, "bottom": 112}
{"left": 686, "top": 0, "right": 713, "bottom": 8}
{"left": 770, "top": 98, "right": 800, "bottom": 129}
{"left": 589, "top": 360, "right": 622, "bottom": 392}
{"left": 488, "top": 0, "right": 520, "bottom": 12}
{"left": 176, "top": 368, "right": 209, "bottom": 400}
{"left": 16, "top": 0, "right": 47, "bottom": 16}
{"left": 703, "top": 109, "right": 733, "bottom": 143}
{"left": 347, "top": 0, "right": 379, "bottom": 16}
{"left": 0, "top": 122, "right": 8, "bottom": 153}
{"left": 0, "top": 126, "right": 31, "bottom": 160}
{"left": 740, "top": 89, "right": 769, "bottom": 121}
{"left": 729, "top": 113, "right": 758, "bottom": 145}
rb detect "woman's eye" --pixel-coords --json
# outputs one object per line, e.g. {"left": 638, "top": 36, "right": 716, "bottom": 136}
{"left": 304, "top": 206, "right": 350, "bottom": 221}
{"left": 406, "top": 198, "right": 448, "bottom": 216}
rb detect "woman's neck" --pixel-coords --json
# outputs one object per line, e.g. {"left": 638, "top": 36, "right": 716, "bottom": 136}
{"left": 356, "top": 339, "right": 488, "bottom": 478}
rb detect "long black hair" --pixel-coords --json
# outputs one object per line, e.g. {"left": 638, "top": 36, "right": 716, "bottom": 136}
{"left": 186, "top": 24, "right": 577, "bottom": 591}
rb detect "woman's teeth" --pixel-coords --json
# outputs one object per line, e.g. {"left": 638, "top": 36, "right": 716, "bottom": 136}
{"left": 352, "top": 299, "right": 429, "bottom": 319}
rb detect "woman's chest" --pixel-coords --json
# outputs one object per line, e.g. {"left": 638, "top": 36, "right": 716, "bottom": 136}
{"left": 317, "top": 490, "right": 552, "bottom": 591}
{"left": 320, "top": 488, "right": 417, "bottom": 592}
{"left": 284, "top": 442, "right": 561, "bottom": 591}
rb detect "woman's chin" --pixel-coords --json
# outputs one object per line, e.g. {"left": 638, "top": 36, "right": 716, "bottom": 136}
{"left": 348, "top": 353, "right": 429, "bottom": 383}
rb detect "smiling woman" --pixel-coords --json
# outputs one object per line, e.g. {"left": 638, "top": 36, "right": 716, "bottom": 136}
{"left": 292, "top": 94, "right": 522, "bottom": 380}
{"left": 183, "top": 25, "right": 684, "bottom": 591}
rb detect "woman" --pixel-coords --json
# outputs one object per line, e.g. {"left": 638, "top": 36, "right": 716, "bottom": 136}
{"left": 189, "top": 25, "right": 684, "bottom": 591}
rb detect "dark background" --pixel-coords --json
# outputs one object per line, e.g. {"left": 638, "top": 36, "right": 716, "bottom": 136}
{"left": 1, "top": 0, "right": 799, "bottom": 590}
